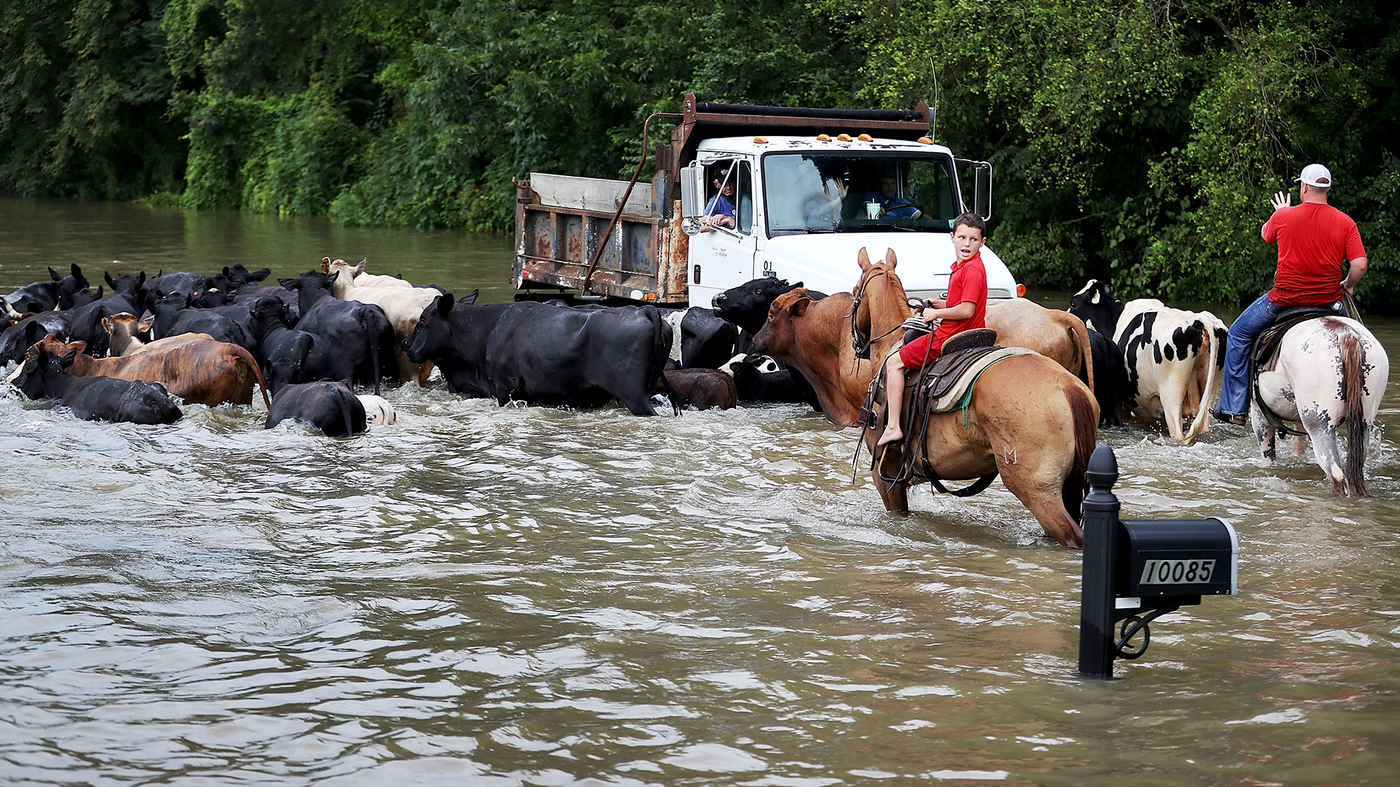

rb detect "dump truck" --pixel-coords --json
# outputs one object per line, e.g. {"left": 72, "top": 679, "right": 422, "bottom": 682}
{"left": 512, "top": 93, "right": 1022, "bottom": 309}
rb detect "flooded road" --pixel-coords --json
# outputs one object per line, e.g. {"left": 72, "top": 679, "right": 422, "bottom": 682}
{"left": 2, "top": 197, "right": 1399, "bottom": 785}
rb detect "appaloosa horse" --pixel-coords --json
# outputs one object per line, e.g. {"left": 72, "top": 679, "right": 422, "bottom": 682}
{"left": 1253, "top": 315, "right": 1388, "bottom": 496}
{"left": 754, "top": 248, "right": 1098, "bottom": 548}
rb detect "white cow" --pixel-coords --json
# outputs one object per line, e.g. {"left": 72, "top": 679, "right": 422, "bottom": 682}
{"left": 321, "top": 257, "right": 412, "bottom": 289}
{"left": 324, "top": 259, "right": 449, "bottom": 385}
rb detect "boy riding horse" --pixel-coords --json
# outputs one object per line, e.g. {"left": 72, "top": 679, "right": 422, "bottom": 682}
{"left": 876, "top": 212, "right": 989, "bottom": 449}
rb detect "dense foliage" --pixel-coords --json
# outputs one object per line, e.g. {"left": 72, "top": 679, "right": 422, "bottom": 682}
{"left": 1, "top": 0, "right": 1395, "bottom": 309}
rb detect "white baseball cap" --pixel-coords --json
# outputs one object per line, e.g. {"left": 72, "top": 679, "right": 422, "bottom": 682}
{"left": 1296, "top": 163, "right": 1333, "bottom": 188}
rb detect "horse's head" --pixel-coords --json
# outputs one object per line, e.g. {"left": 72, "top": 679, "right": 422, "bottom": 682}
{"left": 852, "top": 248, "right": 911, "bottom": 347}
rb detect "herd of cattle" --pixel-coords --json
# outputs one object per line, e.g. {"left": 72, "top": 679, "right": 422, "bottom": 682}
{"left": 1, "top": 258, "right": 1232, "bottom": 451}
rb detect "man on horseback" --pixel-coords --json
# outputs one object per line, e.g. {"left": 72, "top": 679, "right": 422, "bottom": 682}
{"left": 1213, "top": 163, "right": 1369, "bottom": 425}
{"left": 876, "top": 212, "right": 989, "bottom": 448}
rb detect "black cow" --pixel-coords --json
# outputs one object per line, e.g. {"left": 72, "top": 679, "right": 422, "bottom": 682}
{"left": 402, "top": 295, "right": 674, "bottom": 416}
{"left": 1087, "top": 328, "right": 1127, "bottom": 427}
{"left": 724, "top": 353, "right": 824, "bottom": 407}
{"left": 281, "top": 270, "right": 398, "bottom": 394}
{"left": 659, "top": 307, "right": 740, "bottom": 370}
{"left": 147, "top": 290, "right": 256, "bottom": 353}
{"left": 65, "top": 272, "right": 146, "bottom": 356}
{"left": 3, "top": 264, "right": 92, "bottom": 313}
{"left": 143, "top": 271, "right": 214, "bottom": 308}
{"left": 217, "top": 263, "right": 300, "bottom": 322}
{"left": 10, "top": 346, "right": 182, "bottom": 424}
{"left": 0, "top": 311, "right": 77, "bottom": 364}
{"left": 265, "top": 381, "right": 367, "bottom": 437}
{"left": 712, "top": 277, "right": 807, "bottom": 335}
{"left": 247, "top": 296, "right": 324, "bottom": 395}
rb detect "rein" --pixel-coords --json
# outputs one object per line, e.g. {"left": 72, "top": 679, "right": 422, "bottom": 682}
{"left": 848, "top": 268, "right": 911, "bottom": 360}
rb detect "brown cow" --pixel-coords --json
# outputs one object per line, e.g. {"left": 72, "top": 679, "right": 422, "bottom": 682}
{"left": 30, "top": 329, "right": 271, "bottom": 408}
{"left": 985, "top": 299, "right": 1094, "bottom": 393}
{"left": 750, "top": 289, "right": 872, "bottom": 426}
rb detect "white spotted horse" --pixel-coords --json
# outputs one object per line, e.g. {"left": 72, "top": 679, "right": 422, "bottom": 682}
{"left": 1250, "top": 305, "right": 1388, "bottom": 496}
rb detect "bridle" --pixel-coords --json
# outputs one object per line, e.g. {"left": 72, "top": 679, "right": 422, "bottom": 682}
{"left": 848, "top": 267, "right": 909, "bottom": 360}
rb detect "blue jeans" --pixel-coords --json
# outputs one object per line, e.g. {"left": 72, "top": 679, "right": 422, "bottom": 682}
{"left": 1217, "top": 293, "right": 1284, "bottom": 416}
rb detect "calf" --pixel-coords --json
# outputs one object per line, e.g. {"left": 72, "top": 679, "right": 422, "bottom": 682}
{"left": 1069, "top": 279, "right": 1227, "bottom": 443}
{"left": 657, "top": 368, "right": 738, "bottom": 410}
{"left": 8, "top": 346, "right": 182, "bottom": 424}
{"left": 265, "top": 381, "right": 367, "bottom": 437}
{"left": 721, "top": 353, "right": 824, "bottom": 407}
{"left": 402, "top": 294, "right": 674, "bottom": 416}
{"left": 280, "top": 270, "right": 398, "bottom": 394}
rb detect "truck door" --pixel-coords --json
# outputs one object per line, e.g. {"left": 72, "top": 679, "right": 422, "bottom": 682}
{"left": 686, "top": 158, "right": 757, "bottom": 308}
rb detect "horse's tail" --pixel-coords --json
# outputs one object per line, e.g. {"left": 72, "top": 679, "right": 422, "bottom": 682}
{"left": 1061, "top": 381, "right": 1098, "bottom": 523}
{"left": 1340, "top": 328, "right": 1369, "bottom": 497}
{"left": 1182, "top": 318, "right": 1218, "bottom": 444}
{"left": 1069, "top": 316, "right": 1094, "bottom": 394}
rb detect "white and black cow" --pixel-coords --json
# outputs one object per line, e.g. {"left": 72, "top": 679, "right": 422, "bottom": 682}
{"left": 265, "top": 381, "right": 368, "bottom": 437}
{"left": 9, "top": 346, "right": 182, "bottom": 425}
{"left": 660, "top": 307, "right": 740, "bottom": 370}
{"left": 402, "top": 294, "right": 676, "bottom": 416}
{"left": 1069, "top": 279, "right": 1227, "bottom": 443}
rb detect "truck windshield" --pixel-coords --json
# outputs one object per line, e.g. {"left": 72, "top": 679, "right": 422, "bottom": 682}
{"left": 762, "top": 152, "right": 961, "bottom": 235}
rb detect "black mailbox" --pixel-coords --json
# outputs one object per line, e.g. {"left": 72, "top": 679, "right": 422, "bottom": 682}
{"left": 1117, "top": 518, "right": 1238, "bottom": 599}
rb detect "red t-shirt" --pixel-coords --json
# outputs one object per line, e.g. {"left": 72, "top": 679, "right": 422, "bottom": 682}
{"left": 1263, "top": 202, "right": 1366, "bottom": 307}
{"left": 899, "top": 253, "right": 988, "bottom": 368}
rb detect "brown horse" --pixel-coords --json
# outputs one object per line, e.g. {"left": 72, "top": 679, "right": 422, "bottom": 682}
{"left": 755, "top": 248, "right": 1097, "bottom": 548}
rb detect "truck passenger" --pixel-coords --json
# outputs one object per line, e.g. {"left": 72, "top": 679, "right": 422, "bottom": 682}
{"left": 876, "top": 212, "right": 989, "bottom": 449}
{"left": 702, "top": 172, "right": 737, "bottom": 230}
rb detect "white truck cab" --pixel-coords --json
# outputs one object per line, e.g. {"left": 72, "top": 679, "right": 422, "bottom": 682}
{"left": 512, "top": 94, "right": 1021, "bottom": 309}
{"left": 680, "top": 135, "right": 1017, "bottom": 307}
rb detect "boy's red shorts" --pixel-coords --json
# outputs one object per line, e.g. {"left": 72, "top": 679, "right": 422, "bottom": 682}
{"left": 898, "top": 332, "right": 946, "bottom": 369}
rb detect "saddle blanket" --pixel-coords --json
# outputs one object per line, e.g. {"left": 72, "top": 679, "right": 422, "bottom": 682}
{"left": 922, "top": 347, "right": 1036, "bottom": 413}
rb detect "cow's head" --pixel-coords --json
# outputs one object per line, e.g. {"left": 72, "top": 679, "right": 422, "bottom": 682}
{"left": 712, "top": 277, "right": 803, "bottom": 335}
{"left": 1068, "top": 279, "right": 1124, "bottom": 337}
{"left": 750, "top": 288, "right": 813, "bottom": 357}
{"left": 402, "top": 292, "right": 455, "bottom": 363}
{"left": 8, "top": 346, "right": 77, "bottom": 399}
{"left": 103, "top": 271, "right": 146, "bottom": 298}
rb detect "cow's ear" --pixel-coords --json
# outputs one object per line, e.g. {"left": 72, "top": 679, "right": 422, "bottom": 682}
{"left": 23, "top": 321, "right": 40, "bottom": 343}
{"left": 71, "top": 263, "right": 86, "bottom": 286}
{"left": 59, "top": 347, "right": 78, "bottom": 367}
{"left": 70, "top": 340, "right": 88, "bottom": 355}
{"left": 250, "top": 267, "right": 271, "bottom": 282}
{"left": 105, "top": 272, "right": 116, "bottom": 288}
{"left": 884, "top": 248, "right": 898, "bottom": 269}
{"left": 223, "top": 266, "right": 233, "bottom": 276}
{"left": 278, "top": 278, "right": 296, "bottom": 289}
{"left": 101, "top": 317, "right": 112, "bottom": 334}
{"left": 788, "top": 294, "right": 810, "bottom": 317}
{"left": 321, "top": 257, "right": 332, "bottom": 273}
{"left": 355, "top": 259, "right": 367, "bottom": 276}
{"left": 49, "top": 266, "right": 61, "bottom": 281}
{"left": 458, "top": 288, "right": 479, "bottom": 306}
{"left": 437, "top": 293, "right": 455, "bottom": 315}
{"left": 327, "top": 270, "right": 341, "bottom": 284}
{"left": 138, "top": 315, "right": 153, "bottom": 333}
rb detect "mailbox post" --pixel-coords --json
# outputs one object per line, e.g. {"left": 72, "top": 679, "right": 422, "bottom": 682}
{"left": 1077, "top": 445, "right": 1238, "bottom": 679}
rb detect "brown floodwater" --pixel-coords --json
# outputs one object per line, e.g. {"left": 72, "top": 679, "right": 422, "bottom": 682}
{"left": 2, "top": 196, "right": 1399, "bottom": 785}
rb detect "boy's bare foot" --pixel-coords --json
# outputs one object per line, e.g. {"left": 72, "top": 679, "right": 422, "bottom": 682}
{"left": 876, "top": 427, "right": 903, "bottom": 448}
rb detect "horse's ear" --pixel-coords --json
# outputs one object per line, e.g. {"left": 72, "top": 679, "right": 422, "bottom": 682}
{"left": 884, "top": 248, "right": 897, "bottom": 269}
{"left": 857, "top": 247, "right": 870, "bottom": 271}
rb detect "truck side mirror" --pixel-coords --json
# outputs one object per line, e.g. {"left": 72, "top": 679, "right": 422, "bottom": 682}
{"left": 955, "top": 158, "right": 993, "bottom": 221}
{"left": 680, "top": 165, "right": 705, "bottom": 236}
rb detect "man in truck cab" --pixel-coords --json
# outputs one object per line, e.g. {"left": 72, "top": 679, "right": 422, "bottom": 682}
{"left": 860, "top": 170, "right": 922, "bottom": 220}
{"left": 876, "top": 212, "right": 989, "bottom": 450}
{"left": 701, "top": 170, "right": 737, "bottom": 230}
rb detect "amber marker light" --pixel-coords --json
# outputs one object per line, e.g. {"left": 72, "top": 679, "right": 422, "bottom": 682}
{"left": 817, "top": 134, "right": 831, "bottom": 141}
{"left": 918, "top": 136, "right": 934, "bottom": 144}
{"left": 1017, "top": 284, "right": 1027, "bottom": 297}
{"left": 754, "top": 136, "right": 769, "bottom": 144}
{"left": 837, "top": 133, "right": 853, "bottom": 141}
{"left": 857, "top": 133, "right": 873, "bottom": 141}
